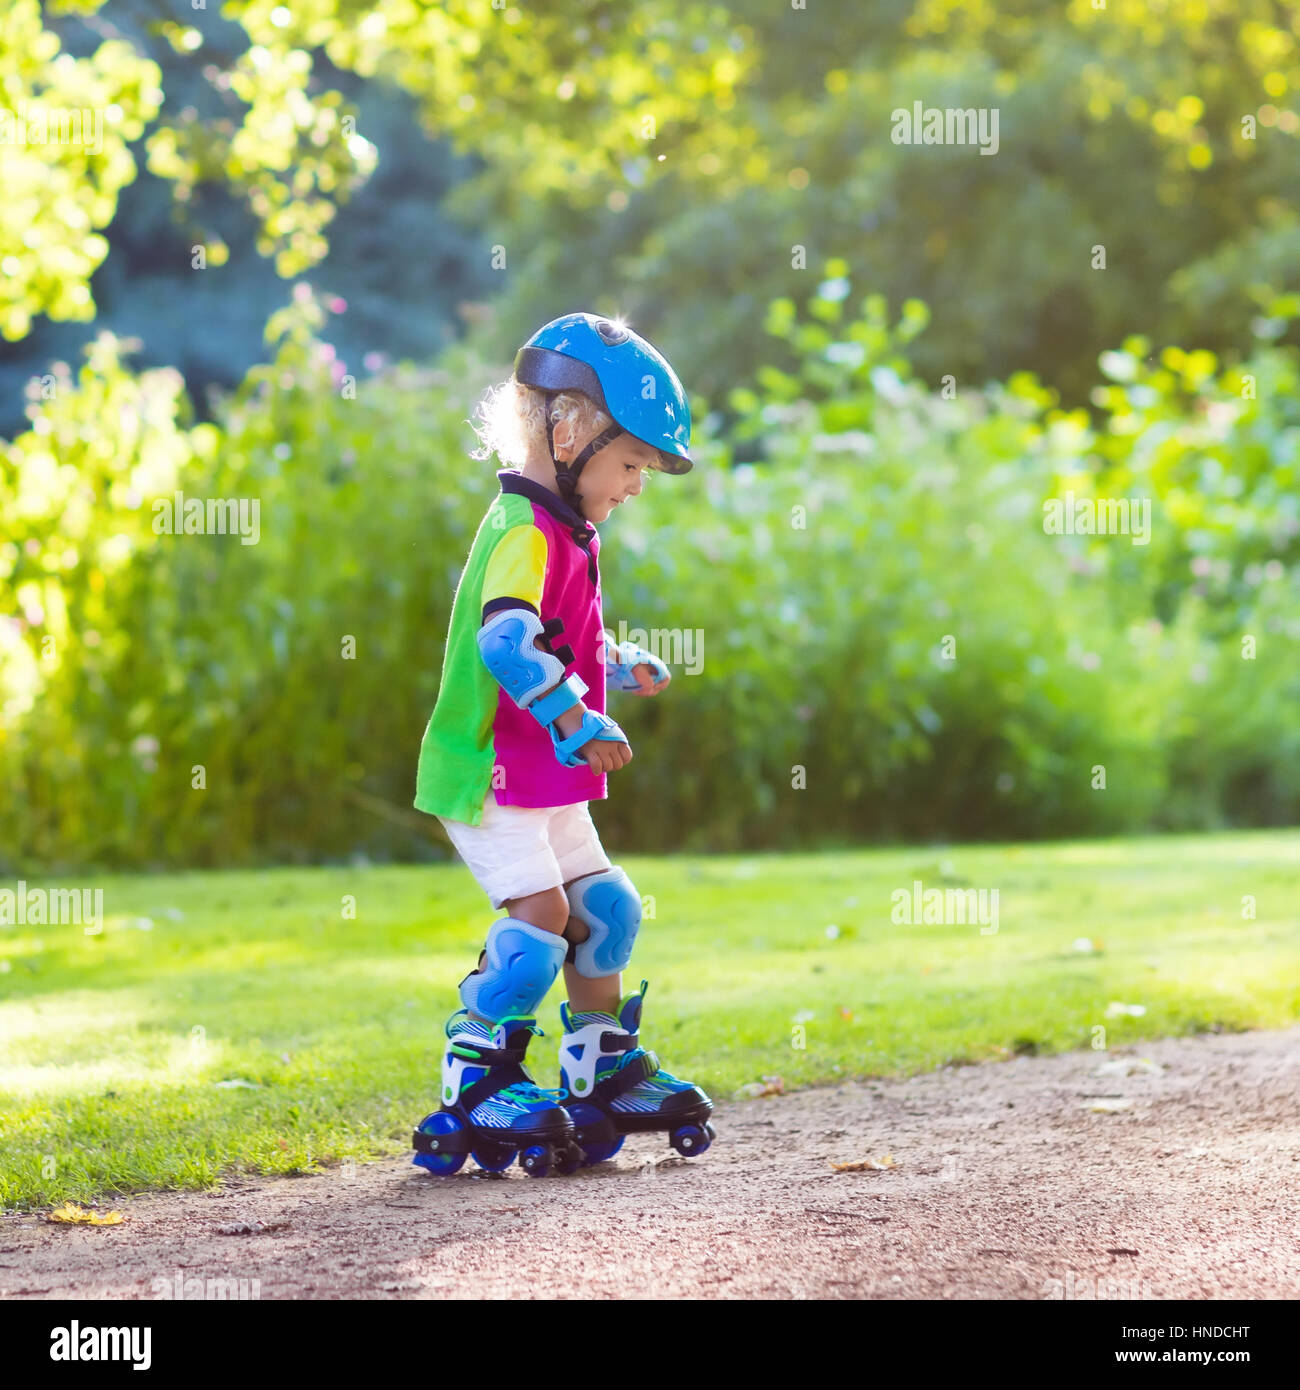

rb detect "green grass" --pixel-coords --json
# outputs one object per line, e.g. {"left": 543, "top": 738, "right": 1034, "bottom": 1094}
{"left": 2, "top": 829, "right": 1297, "bottom": 1209}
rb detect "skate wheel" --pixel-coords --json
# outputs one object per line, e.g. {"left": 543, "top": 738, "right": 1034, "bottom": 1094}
{"left": 669, "top": 1123, "right": 711, "bottom": 1158}
{"left": 519, "top": 1144, "right": 552, "bottom": 1178}
{"left": 703, "top": 1122, "right": 717, "bottom": 1142}
{"left": 579, "top": 1133, "right": 625, "bottom": 1166}
{"left": 413, "top": 1112, "right": 467, "bottom": 1176}
{"left": 554, "top": 1141, "right": 585, "bottom": 1176}
{"left": 472, "top": 1142, "right": 516, "bottom": 1173}
{"left": 567, "top": 1102, "right": 622, "bottom": 1166}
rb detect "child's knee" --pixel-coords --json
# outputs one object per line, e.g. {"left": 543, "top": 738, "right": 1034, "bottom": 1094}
{"left": 504, "top": 886, "right": 570, "bottom": 936}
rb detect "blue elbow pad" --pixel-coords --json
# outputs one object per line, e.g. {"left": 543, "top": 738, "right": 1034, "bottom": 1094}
{"left": 477, "top": 607, "right": 569, "bottom": 708}
{"left": 478, "top": 608, "right": 609, "bottom": 763}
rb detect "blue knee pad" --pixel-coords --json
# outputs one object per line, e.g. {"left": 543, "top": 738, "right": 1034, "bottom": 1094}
{"left": 565, "top": 867, "right": 641, "bottom": 979}
{"left": 459, "top": 917, "right": 567, "bottom": 1022}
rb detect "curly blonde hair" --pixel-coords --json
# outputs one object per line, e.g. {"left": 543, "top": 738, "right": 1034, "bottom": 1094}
{"left": 469, "top": 378, "right": 614, "bottom": 467}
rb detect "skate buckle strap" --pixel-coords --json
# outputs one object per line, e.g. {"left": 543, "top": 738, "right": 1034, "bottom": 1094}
{"left": 601, "top": 1048, "right": 660, "bottom": 1099}
{"left": 447, "top": 1040, "right": 529, "bottom": 1066}
{"left": 600, "top": 1029, "right": 638, "bottom": 1053}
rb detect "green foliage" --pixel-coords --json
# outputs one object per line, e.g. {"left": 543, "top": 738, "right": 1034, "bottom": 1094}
{"left": 3, "top": 287, "right": 497, "bottom": 866}
{"left": 0, "top": 71, "right": 492, "bottom": 441}
{"left": 0, "top": 0, "right": 162, "bottom": 339}
{"left": 2, "top": 0, "right": 747, "bottom": 340}
{"left": 1082, "top": 313, "right": 1300, "bottom": 632}
{"left": 601, "top": 284, "right": 1298, "bottom": 850}
{"left": 483, "top": 0, "right": 1300, "bottom": 409}
{"left": 2, "top": 280, "right": 1297, "bottom": 867}
{"left": 0, "top": 332, "right": 202, "bottom": 860}
{"left": 7, "top": 0, "right": 1297, "bottom": 414}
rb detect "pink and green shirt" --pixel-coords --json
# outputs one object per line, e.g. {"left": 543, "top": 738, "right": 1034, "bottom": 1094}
{"left": 414, "top": 470, "right": 607, "bottom": 825}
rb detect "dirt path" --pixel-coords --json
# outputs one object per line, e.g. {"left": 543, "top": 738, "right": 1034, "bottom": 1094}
{"left": 3, "top": 1026, "right": 1297, "bottom": 1300}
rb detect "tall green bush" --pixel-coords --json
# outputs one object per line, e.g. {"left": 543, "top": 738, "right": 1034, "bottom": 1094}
{"left": 3, "top": 284, "right": 1296, "bottom": 868}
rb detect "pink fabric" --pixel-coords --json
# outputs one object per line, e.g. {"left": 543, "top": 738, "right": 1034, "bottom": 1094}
{"left": 492, "top": 503, "right": 608, "bottom": 807}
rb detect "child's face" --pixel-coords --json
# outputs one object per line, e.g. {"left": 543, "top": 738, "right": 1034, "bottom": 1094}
{"left": 559, "top": 429, "right": 659, "bottom": 524}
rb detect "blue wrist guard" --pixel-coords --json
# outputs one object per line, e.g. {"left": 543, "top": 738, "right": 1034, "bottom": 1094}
{"left": 603, "top": 632, "right": 670, "bottom": 691}
{"left": 548, "top": 705, "right": 630, "bottom": 768}
{"left": 528, "top": 673, "right": 587, "bottom": 728}
{"left": 529, "top": 672, "right": 630, "bottom": 768}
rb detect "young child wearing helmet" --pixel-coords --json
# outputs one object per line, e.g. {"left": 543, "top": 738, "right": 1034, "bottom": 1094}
{"left": 410, "top": 313, "right": 715, "bottom": 1178}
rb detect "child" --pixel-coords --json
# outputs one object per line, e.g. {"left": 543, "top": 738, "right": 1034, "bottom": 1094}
{"left": 411, "top": 312, "right": 715, "bottom": 1177}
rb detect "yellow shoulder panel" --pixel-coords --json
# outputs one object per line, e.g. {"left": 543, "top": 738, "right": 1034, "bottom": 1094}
{"left": 481, "top": 524, "right": 548, "bottom": 612}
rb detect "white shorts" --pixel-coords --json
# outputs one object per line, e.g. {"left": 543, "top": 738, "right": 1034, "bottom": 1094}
{"left": 437, "top": 794, "right": 612, "bottom": 910}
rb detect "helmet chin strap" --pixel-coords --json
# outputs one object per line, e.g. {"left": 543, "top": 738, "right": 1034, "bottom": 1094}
{"left": 544, "top": 393, "right": 624, "bottom": 521}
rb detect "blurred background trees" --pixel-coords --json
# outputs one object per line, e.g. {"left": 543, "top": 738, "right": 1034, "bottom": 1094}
{"left": 2, "top": 0, "right": 1298, "bottom": 867}
{"left": 3, "top": 1, "right": 1295, "bottom": 425}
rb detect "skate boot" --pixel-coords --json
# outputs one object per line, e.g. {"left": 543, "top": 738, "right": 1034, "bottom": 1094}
{"left": 413, "top": 1010, "right": 584, "bottom": 1178}
{"left": 557, "top": 979, "right": 716, "bottom": 1167}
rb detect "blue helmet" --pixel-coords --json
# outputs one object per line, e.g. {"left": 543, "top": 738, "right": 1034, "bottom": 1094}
{"left": 513, "top": 314, "right": 693, "bottom": 506}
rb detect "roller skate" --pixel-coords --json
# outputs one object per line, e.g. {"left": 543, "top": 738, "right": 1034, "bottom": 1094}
{"left": 413, "top": 1010, "right": 585, "bottom": 1178}
{"left": 557, "top": 979, "right": 716, "bottom": 1168}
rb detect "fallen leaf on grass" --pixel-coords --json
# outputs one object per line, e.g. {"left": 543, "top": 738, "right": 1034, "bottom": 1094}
{"left": 46, "top": 1203, "right": 123, "bottom": 1226}
{"left": 1087, "top": 1098, "right": 1134, "bottom": 1113}
{"left": 830, "top": 1153, "right": 898, "bottom": 1172}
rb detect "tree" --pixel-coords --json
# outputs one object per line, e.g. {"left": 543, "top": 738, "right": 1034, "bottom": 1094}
{"left": 0, "top": 0, "right": 750, "bottom": 341}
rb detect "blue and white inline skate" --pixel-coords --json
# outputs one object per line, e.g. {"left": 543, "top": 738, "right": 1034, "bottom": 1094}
{"left": 412, "top": 1009, "right": 584, "bottom": 1178}
{"left": 557, "top": 979, "right": 716, "bottom": 1167}
{"left": 412, "top": 916, "right": 583, "bottom": 1178}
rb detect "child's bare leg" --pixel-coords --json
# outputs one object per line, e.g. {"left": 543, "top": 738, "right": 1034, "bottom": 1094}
{"left": 501, "top": 886, "right": 568, "bottom": 938}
